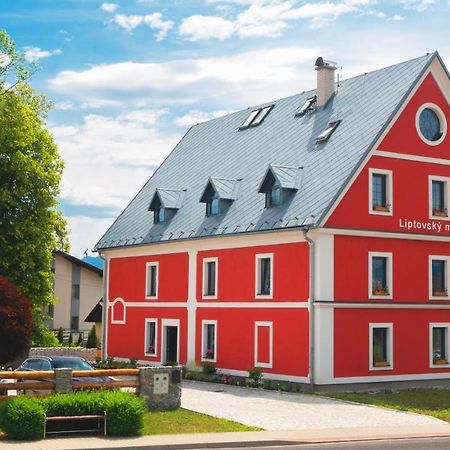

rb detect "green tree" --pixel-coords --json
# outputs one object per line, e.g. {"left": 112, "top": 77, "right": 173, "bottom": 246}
{"left": 56, "top": 326, "right": 64, "bottom": 344}
{"left": 68, "top": 332, "right": 73, "bottom": 347}
{"left": 77, "top": 332, "right": 83, "bottom": 347}
{"left": 0, "top": 30, "right": 68, "bottom": 344}
{"left": 86, "top": 325, "right": 98, "bottom": 349}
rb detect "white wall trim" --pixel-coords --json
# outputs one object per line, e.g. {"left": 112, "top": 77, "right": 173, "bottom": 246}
{"left": 373, "top": 150, "right": 450, "bottom": 166}
{"left": 327, "top": 371, "right": 450, "bottom": 384}
{"left": 428, "top": 175, "right": 450, "bottom": 221}
{"left": 320, "top": 227, "right": 450, "bottom": 242}
{"left": 201, "top": 320, "right": 217, "bottom": 363}
{"left": 316, "top": 302, "right": 450, "bottom": 309}
{"left": 202, "top": 257, "right": 218, "bottom": 300}
{"left": 161, "top": 318, "right": 180, "bottom": 364}
{"left": 429, "top": 255, "right": 450, "bottom": 300}
{"left": 110, "top": 297, "right": 126, "bottom": 324}
{"left": 368, "top": 252, "right": 393, "bottom": 299}
{"left": 215, "top": 367, "right": 309, "bottom": 384}
{"left": 429, "top": 323, "right": 450, "bottom": 369}
{"left": 415, "top": 102, "right": 447, "bottom": 146}
{"left": 145, "top": 261, "right": 159, "bottom": 300}
{"left": 106, "top": 301, "right": 309, "bottom": 309}
{"left": 254, "top": 321, "right": 273, "bottom": 368}
{"left": 144, "top": 318, "right": 158, "bottom": 357}
{"left": 368, "top": 168, "right": 393, "bottom": 216}
{"left": 255, "top": 253, "right": 274, "bottom": 299}
{"left": 369, "top": 323, "right": 393, "bottom": 371}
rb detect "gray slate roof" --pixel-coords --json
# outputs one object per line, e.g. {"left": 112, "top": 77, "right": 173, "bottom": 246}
{"left": 96, "top": 53, "right": 436, "bottom": 251}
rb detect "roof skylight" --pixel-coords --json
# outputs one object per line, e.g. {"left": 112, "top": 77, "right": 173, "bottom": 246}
{"left": 295, "top": 96, "right": 317, "bottom": 117}
{"left": 240, "top": 105, "right": 274, "bottom": 129}
{"left": 316, "top": 120, "right": 341, "bottom": 143}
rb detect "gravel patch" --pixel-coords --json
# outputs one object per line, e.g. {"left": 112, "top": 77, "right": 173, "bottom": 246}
{"left": 181, "top": 381, "right": 445, "bottom": 431}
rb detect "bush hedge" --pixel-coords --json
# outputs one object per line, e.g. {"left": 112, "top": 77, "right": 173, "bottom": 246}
{"left": 1, "top": 391, "right": 145, "bottom": 440}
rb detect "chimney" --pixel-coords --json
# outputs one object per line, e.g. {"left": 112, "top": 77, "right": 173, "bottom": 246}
{"left": 315, "top": 57, "right": 337, "bottom": 107}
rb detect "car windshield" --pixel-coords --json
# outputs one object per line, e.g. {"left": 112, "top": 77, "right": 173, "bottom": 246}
{"left": 52, "top": 359, "right": 93, "bottom": 370}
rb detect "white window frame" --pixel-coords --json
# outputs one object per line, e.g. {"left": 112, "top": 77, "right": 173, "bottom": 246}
{"left": 202, "top": 257, "right": 218, "bottom": 300}
{"left": 369, "top": 323, "right": 393, "bottom": 371}
{"left": 145, "top": 262, "right": 159, "bottom": 299}
{"left": 255, "top": 253, "right": 274, "bottom": 299}
{"left": 254, "top": 321, "right": 273, "bottom": 369}
{"left": 429, "top": 255, "right": 450, "bottom": 300}
{"left": 415, "top": 103, "right": 447, "bottom": 147}
{"left": 429, "top": 323, "right": 450, "bottom": 368}
{"left": 144, "top": 318, "right": 158, "bottom": 357}
{"left": 428, "top": 175, "right": 450, "bottom": 221}
{"left": 161, "top": 318, "right": 180, "bottom": 364}
{"left": 368, "top": 252, "right": 393, "bottom": 299}
{"left": 111, "top": 298, "right": 126, "bottom": 325}
{"left": 201, "top": 320, "right": 217, "bottom": 363}
{"left": 368, "top": 168, "right": 393, "bottom": 216}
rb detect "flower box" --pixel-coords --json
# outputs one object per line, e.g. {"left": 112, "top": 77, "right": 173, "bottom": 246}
{"left": 433, "top": 358, "right": 448, "bottom": 365}
{"left": 373, "top": 361, "right": 390, "bottom": 367}
{"left": 432, "top": 290, "right": 448, "bottom": 297}
{"left": 373, "top": 205, "right": 390, "bottom": 212}
{"left": 433, "top": 209, "right": 448, "bottom": 217}
{"left": 372, "top": 289, "right": 389, "bottom": 296}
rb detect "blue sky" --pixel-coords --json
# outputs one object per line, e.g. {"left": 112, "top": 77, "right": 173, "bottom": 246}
{"left": 2, "top": 0, "right": 450, "bottom": 257}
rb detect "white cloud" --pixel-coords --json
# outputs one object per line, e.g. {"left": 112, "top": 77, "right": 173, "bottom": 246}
{"left": 179, "top": 0, "right": 381, "bottom": 39}
{"left": 51, "top": 125, "right": 78, "bottom": 138}
{"left": 54, "top": 101, "right": 75, "bottom": 111}
{"left": 173, "top": 109, "right": 234, "bottom": 126}
{"left": 49, "top": 46, "right": 319, "bottom": 108}
{"left": 119, "top": 109, "right": 168, "bottom": 125}
{"left": 23, "top": 46, "right": 62, "bottom": 62}
{"left": 112, "top": 13, "right": 174, "bottom": 40}
{"left": 397, "top": 0, "right": 436, "bottom": 12}
{"left": 179, "top": 15, "right": 235, "bottom": 41}
{"left": 100, "top": 2, "right": 118, "bottom": 13}
{"left": 391, "top": 14, "right": 406, "bottom": 20}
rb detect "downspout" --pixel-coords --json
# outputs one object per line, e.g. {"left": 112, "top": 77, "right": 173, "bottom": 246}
{"left": 302, "top": 228, "right": 315, "bottom": 390}
{"left": 99, "top": 252, "right": 108, "bottom": 362}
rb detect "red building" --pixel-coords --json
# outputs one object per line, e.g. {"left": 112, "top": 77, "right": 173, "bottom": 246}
{"left": 96, "top": 53, "right": 450, "bottom": 388}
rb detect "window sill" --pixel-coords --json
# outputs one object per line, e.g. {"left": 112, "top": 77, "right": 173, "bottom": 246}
{"left": 201, "top": 357, "right": 217, "bottom": 363}
{"left": 370, "top": 362, "right": 393, "bottom": 371}
{"left": 202, "top": 295, "right": 218, "bottom": 300}
{"left": 255, "top": 294, "right": 273, "bottom": 300}
{"left": 144, "top": 352, "right": 157, "bottom": 357}
{"left": 145, "top": 296, "right": 158, "bottom": 300}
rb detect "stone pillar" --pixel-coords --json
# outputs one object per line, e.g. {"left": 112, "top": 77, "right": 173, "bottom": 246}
{"left": 54, "top": 368, "right": 73, "bottom": 393}
{"left": 138, "top": 366, "right": 182, "bottom": 410}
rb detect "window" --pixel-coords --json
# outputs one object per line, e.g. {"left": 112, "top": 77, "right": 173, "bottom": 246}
{"left": 255, "top": 254, "right": 273, "bottom": 298}
{"left": 254, "top": 322, "right": 273, "bottom": 368}
{"left": 316, "top": 120, "right": 340, "bottom": 143}
{"left": 429, "top": 176, "right": 449, "bottom": 219}
{"left": 146, "top": 262, "right": 158, "bottom": 299}
{"left": 369, "top": 252, "right": 392, "bottom": 298}
{"left": 201, "top": 320, "right": 217, "bottom": 362}
{"left": 203, "top": 258, "right": 218, "bottom": 299}
{"left": 430, "top": 324, "right": 450, "bottom": 367}
{"left": 265, "top": 186, "right": 282, "bottom": 208}
{"left": 369, "top": 324, "right": 393, "bottom": 370}
{"left": 295, "top": 96, "right": 317, "bottom": 117}
{"left": 154, "top": 207, "right": 165, "bottom": 224}
{"left": 429, "top": 256, "right": 449, "bottom": 299}
{"left": 145, "top": 319, "right": 157, "bottom": 356}
{"left": 240, "top": 105, "right": 274, "bottom": 129}
{"left": 369, "top": 169, "right": 392, "bottom": 215}
{"left": 416, "top": 103, "right": 447, "bottom": 146}
{"left": 206, "top": 197, "right": 220, "bottom": 217}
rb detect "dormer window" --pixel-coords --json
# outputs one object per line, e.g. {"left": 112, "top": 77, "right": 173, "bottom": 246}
{"left": 240, "top": 105, "right": 274, "bottom": 129}
{"left": 200, "top": 177, "right": 240, "bottom": 217}
{"left": 295, "top": 96, "right": 317, "bottom": 117}
{"left": 258, "top": 164, "right": 302, "bottom": 208}
{"left": 148, "top": 188, "right": 185, "bottom": 225}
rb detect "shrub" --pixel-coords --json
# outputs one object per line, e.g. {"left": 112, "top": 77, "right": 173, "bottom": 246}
{"left": 68, "top": 332, "right": 73, "bottom": 347}
{"left": 0, "top": 276, "right": 33, "bottom": 365}
{"left": 56, "top": 327, "right": 64, "bottom": 344}
{"left": 86, "top": 325, "right": 97, "bottom": 348}
{"left": 33, "top": 323, "right": 61, "bottom": 347}
{"left": 201, "top": 361, "right": 216, "bottom": 375}
{"left": 247, "top": 367, "right": 263, "bottom": 387}
{"left": 76, "top": 333, "right": 83, "bottom": 347}
{"left": 1, "top": 397, "right": 45, "bottom": 440}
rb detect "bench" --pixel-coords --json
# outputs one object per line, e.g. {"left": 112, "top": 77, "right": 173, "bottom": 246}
{"left": 44, "top": 412, "right": 106, "bottom": 437}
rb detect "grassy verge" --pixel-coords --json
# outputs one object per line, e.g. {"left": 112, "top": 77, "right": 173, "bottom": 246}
{"left": 143, "top": 408, "right": 260, "bottom": 435}
{"left": 321, "top": 389, "right": 450, "bottom": 422}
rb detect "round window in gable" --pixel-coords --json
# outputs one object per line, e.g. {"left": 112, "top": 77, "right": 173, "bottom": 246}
{"left": 416, "top": 103, "right": 447, "bottom": 146}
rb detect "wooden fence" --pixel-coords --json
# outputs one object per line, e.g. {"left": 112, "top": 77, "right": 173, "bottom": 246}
{"left": 0, "top": 369, "right": 139, "bottom": 396}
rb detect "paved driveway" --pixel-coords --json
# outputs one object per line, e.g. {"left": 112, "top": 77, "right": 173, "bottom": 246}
{"left": 181, "top": 381, "right": 445, "bottom": 431}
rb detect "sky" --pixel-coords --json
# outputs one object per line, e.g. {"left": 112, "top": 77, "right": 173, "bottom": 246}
{"left": 2, "top": 0, "right": 450, "bottom": 257}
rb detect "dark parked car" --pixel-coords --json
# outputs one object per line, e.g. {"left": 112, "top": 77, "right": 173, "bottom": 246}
{"left": 16, "top": 356, "right": 114, "bottom": 394}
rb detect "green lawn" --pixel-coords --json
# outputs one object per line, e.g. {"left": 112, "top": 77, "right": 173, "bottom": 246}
{"left": 143, "top": 408, "right": 260, "bottom": 435}
{"left": 321, "top": 389, "right": 450, "bottom": 422}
